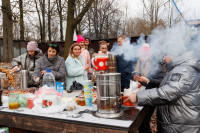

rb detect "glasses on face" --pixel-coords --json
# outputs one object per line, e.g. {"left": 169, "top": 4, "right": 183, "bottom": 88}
{"left": 48, "top": 43, "right": 58, "bottom": 47}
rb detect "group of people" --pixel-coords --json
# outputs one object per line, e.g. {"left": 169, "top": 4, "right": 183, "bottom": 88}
{"left": 11, "top": 34, "right": 200, "bottom": 133}
{"left": 11, "top": 35, "right": 110, "bottom": 90}
{"left": 118, "top": 36, "right": 200, "bottom": 133}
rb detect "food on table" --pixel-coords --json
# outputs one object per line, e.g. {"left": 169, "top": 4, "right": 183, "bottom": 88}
{"left": 9, "top": 102, "right": 20, "bottom": 109}
{"left": 18, "top": 94, "right": 28, "bottom": 107}
{"left": 0, "top": 68, "right": 16, "bottom": 87}
{"left": 9, "top": 93, "right": 20, "bottom": 109}
{"left": 77, "top": 95, "right": 85, "bottom": 106}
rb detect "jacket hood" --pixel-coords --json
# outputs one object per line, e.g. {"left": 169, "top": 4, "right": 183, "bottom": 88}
{"left": 167, "top": 51, "right": 200, "bottom": 71}
{"left": 35, "top": 49, "right": 43, "bottom": 59}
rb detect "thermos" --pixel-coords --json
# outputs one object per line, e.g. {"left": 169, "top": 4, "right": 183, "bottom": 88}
{"left": 20, "top": 70, "right": 28, "bottom": 89}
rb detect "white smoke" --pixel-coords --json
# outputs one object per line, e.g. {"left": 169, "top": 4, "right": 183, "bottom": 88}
{"left": 111, "top": 21, "right": 200, "bottom": 76}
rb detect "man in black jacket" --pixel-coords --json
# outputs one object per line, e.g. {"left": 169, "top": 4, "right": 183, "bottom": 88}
{"left": 116, "top": 35, "right": 137, "bottom": 92}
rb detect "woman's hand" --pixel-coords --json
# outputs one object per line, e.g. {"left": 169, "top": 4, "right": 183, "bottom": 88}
{"left": 134, "top": 75, "right": 149, "bottom": 83}
{"left": 84, "top": 65, "right": 90, "bottom": 70}
{"left": 123, "top": 92, "right": 137, "bottom": 103}
{"left": 41, "top": 70, "right": 47, "bottom": 76}
{"left": 12, "top": 66, "right": 19, "bottom": 72}
{"left": 33, "top": 76, "right": 41, "bottom": 83}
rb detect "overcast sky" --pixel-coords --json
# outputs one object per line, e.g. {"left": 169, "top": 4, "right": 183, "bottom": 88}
{"left": 120, "top": 0, "right": 200, "bottom": 20}
{"left": 1, "top": 0, "right": 200, "bottom": 29}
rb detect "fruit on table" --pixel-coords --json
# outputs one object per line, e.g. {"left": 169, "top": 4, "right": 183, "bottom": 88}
{"left": 9, "top": 102, "right": 20, "bottom": 109}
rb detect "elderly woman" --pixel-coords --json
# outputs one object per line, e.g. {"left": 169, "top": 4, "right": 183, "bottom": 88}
{"left": 65, "top": 43, "right": 89, "bottom": 90}
{"left": 11, "top": 41, "right": 43, "bottom": 86}
{"left": 33, "top": 42, "right": 65, "bottom": 83}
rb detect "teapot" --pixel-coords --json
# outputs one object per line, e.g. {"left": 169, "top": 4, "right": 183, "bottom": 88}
{"left": 92, "top": 51, "right": 109, "bottom": 71}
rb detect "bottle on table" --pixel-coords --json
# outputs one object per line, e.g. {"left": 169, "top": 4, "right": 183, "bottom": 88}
{"left": 42, "top": 69, "right": 56, "bottom": 90}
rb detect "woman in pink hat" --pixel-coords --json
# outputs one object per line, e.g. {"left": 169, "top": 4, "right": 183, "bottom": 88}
{"left": 77, "top": 35, "right": 92, "bottom": 78}
{"left": 134, "top": 43, "right": 151, "bottom": 77}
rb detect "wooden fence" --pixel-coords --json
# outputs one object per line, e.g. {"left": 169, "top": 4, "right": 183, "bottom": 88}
{"left": 0, "top": 36, "right": 144, "bottom": 62}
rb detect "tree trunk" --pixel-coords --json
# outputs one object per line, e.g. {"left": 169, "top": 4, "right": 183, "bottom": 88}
{"left": 64, "top": 0, "right": 95, "bottom": 59}
{"left": 64, "top": 0, "right": 75, "bottom": 59}
{"left": 42, "top": 0, "right": 46, "bottom": 42}
{"left": 19, "top": 0, "right": 24, "bottom": 40}
{"left": 34, "top": 0, "right": 43, "bottom": 42}
{"left": 2, "top": 0, "right": 14, "bottom": 62}
{"left": 48, "top": 0, "right": 51, "bottom": 41}
{"left": 56, "top": 0, "right": 63, "bottom": 41}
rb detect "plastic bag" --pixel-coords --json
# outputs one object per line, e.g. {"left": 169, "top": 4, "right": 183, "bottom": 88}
{"left": 36, "top": 85, "right": 62, "bottom": 98}
{"left": 19, "top": 94, "right": 28, "bottom": 107}
{"left": 69, "top": 81, "right": 83, "bottom": 91}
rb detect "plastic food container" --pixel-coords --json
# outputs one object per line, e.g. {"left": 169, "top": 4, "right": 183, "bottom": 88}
{"left": 9, "top": 93, "right": 20, "bottom": 109}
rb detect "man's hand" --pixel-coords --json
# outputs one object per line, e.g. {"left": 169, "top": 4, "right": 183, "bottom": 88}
{"left": 123, "top": 92, "right": 137, "bottom": 103}
{"left": 134, "top": 75, "right": 149, "bottom": 84}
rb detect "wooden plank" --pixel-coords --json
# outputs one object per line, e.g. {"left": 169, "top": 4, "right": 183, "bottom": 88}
{"left": 129, "top": 106, "right": 150, "bottom": 133}
{"left": 0, "top": 113, "right": 127, "bottom": 133}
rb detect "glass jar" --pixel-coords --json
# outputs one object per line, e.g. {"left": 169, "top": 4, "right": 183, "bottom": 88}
{"left": 0, "top": 72, "right": 8, "bottom": 89}
{"left": 9, "top": 93, "right": 20, "bottom": 109}
{"left": 78, "top": 95, "right": 85, "bottom": 106}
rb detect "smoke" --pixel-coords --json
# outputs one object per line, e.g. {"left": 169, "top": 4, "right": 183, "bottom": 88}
{"left": 111, "top": 21, "right": 200, "bottom": 76}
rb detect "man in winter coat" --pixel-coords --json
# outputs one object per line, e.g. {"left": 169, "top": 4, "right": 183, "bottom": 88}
{"left": 126, "top": 50, "right": 200, "bottom": 133}
{"left": 116, "top": 35, "right": 137, "bottom": 92}
{"left": 12, "top": 41, "right": 43, "bottom": 86}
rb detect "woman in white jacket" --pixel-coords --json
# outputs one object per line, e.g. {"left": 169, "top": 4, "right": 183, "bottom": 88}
{"left": 65, "top": 43, "right": 89, "bottom": 90}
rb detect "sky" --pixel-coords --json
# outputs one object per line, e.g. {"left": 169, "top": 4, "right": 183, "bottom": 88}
{"left": 1, "top": 0, "right": 200, "bottom": 35}
{"left": 120, "top": 0, "right": 200, "bottom": 20}
{"left": 0, "top": 0, "right": 200, "bottom": 24}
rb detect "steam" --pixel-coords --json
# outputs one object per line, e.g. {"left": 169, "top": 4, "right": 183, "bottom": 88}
{"left": 111, "top": 21, "right": 200, "bottom": 76}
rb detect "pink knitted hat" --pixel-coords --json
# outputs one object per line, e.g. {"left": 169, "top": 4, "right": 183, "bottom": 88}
{"left": 77, "top": 35, "right": 85, "bottom": 43}
{"left": 138, "top": 43, "right": 151, "bottom": 57}
{"left": 27, "top": 41, "right": 39, "bottom": 51}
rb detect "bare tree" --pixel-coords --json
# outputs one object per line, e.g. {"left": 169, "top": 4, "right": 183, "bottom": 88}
{"left": 56, "top": 0, "right": 66, "bottom": 41}
{"left": 47, "top": 0, "right": 56, "bottom": 41}
{"left": 34, "top": 0, "right": 46, "bottom": 42}
{"left": 142, "top": 0, "right": 167, "bottom": 30}
{"left": 19, "top": 0, "right": 24, "bottom": 40}
{"left": 2, "top": 0, "right": 14, "bottom": 62}
{"left": 64, "top": 0, "right": 95, "bottom": 59}
{"left": 82, "top": 0, "right": 123, "bottom": 39}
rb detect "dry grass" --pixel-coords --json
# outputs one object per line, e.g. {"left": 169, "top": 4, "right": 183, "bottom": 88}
{"left": 150, "top": 108, "right": 157, "bottom": 133}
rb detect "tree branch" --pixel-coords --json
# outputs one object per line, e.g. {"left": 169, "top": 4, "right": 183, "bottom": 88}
{"left": 72, "top": 0, "right": 95, "bottom": 27}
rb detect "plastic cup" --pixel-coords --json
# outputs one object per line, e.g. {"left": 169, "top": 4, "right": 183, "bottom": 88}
{"left": 28, "top": 97, "right": 35, "bottom": 109}
{"left": 83, "top": 80, "right": 92, "bottom": 106}
{"left": 123, "top": 96, "right": 134, "bottom": 106}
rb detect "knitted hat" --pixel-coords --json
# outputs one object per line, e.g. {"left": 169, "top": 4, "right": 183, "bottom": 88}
{"left": 27, "top": 41, "right": 39, "bottom": 51}
{"left": 77, "top": 35, "right": 85, "bottom": 43}
{"left": 138, "top": 43, "right": 151, "bottom": 57}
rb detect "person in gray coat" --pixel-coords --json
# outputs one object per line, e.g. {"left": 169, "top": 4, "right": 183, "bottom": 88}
{"left": 33, "top": 42, "right": 65, "bottom": 83}
{"left": 126, "top": 50, "right": 200, "bottom": 133}
{"left": 11, "top": 41, "right": 43, "bottom": 86}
